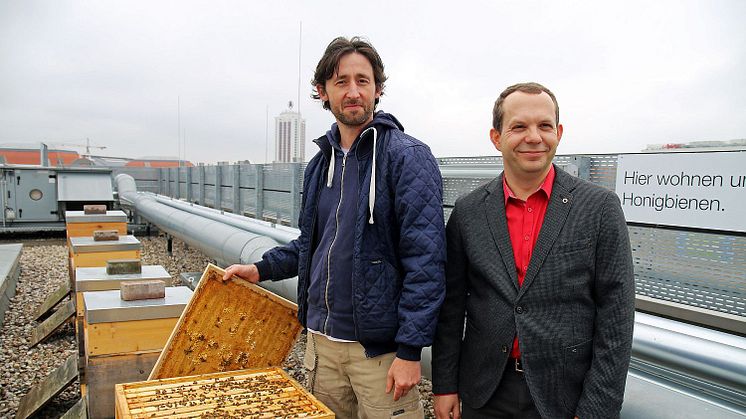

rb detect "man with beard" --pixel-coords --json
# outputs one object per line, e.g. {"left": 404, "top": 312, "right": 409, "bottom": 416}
{"left": 224, "top": 37, "right": 445, "bottom": 418}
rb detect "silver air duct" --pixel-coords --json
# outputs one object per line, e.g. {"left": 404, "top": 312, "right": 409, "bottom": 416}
{"left": 115, "top": 174, "right": 279, "bottom": 267}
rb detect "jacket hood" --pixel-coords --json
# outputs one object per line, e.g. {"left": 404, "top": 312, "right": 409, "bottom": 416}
{"left": 314, "top": 111, "right": 402, "bottom": 225}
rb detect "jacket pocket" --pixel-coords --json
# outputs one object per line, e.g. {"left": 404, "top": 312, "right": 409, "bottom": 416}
{"left": 303, "top": 332, "right": 316, "bottom": 371}
{"left": 562, "top": 339, "right": 593, "bottom": 413}
{"left": 552, "top": 236, "right": 592, "bottom": 255}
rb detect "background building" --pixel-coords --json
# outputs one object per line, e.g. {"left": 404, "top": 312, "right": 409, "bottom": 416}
{"left": 274, "top": 102, "right": 306, "bottom": 163}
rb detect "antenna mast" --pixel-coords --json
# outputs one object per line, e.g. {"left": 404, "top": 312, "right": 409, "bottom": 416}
{"left": 297, "top": 21, "right": 302, "bottom": 115}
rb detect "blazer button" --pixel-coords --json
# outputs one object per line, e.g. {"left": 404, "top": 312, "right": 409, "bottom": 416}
{"left": 515, "top": 306, "right": 524, "bottom": 314}
{"left": 501, "top": 345, "right": 508, "bottom": 353}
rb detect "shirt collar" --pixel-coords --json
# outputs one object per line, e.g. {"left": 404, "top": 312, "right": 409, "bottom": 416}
{"left": 503, "top": 165, "right": 556, "bottom": 204}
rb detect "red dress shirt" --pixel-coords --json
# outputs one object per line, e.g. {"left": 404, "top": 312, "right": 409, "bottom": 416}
{"left": 503, "top": 166, "right": 555, "bottom": 358}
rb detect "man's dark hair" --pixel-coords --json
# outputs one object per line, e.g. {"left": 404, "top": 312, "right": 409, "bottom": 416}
{"left": 311, "top": 36, "right": 387, "bottom": 110}
{"left": 492, "top": 82, "right": 559, "bottom": 131}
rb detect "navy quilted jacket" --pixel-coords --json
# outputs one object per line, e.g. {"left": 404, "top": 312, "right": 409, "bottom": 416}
{"left": 254, "top": 112, "right": 446, "bottom": 361}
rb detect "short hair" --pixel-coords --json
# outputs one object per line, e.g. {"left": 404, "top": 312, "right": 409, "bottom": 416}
{"left": 310, "top": 36, "right": 387, "bottom": 110}
{"left": 492, "top": 82, "right": 559, "bottom": 131}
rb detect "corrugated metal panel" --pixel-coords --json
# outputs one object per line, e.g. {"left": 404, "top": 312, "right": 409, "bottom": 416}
{"left": 263, "top": 164, "right": 295, "bottom": 191}
{"left": 262, "top": 190, "right": 294, "bottom": 224}
{"left": 631, "top": 226, "right": 745, "bottom": 316}
{"left": 588, "top": 155, "right": 618, "bottom": 190}
{"left": 240, "top": 189, "right": 257, "bottom": 216}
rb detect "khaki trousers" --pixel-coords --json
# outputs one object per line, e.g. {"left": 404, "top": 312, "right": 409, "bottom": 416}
{"left": 304, "top": 333, "right": 424, "bottom": 419}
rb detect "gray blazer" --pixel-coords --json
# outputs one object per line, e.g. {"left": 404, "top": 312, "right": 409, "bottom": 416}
{"left": 432, "top": 166, "right": 635, "bottom": 419}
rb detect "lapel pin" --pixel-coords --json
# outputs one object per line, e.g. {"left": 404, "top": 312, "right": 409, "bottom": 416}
{"left": 562, "top": 198, "right": 569, "bottom": 204}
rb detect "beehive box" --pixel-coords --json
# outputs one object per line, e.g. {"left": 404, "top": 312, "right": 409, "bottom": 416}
{"left": 75, "top": 265, "right": 173, "bottom": 318}
{"left": 82, "top": 286, "right": 193, "bottom": 359}
{"left": 69, "top": 235, "right": 142, "bottom": 272}
{"left": 65, "top": 210, "right": 128, "bottom": 242}
{"left": 82, "top": 286, "right": 193, "bottom": 418}
{"left": 115, "top": 367, "right": 334, "bottom": 418}
{"left": 149, "top": 264, "right": 302, "bottom": 380}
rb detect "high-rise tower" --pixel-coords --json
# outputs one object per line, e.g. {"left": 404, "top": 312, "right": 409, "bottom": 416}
{"left": 274, "top": 101, "right": 306, "bottom": 163}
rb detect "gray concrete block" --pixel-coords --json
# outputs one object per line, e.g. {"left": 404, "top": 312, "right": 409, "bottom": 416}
{"left": 106, "top": 259, "right": 142, "bottom": 275}
{"left": 120, "top": 280, "right": 166, "bottom": 301}
{"left": 83, "top": 204, "right": 107, "bottom": 215}
{"left": 92, "top": 230, "right": 120, "bottom": 241}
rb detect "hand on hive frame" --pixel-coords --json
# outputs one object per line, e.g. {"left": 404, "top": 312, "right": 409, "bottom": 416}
{"left": 222, "top": 264, "right": 260, "bottom": 283}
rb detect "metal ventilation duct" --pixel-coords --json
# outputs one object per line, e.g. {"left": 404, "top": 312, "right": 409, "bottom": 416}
{"left": 115, "top": 174, "right": 279, "bottom": 267}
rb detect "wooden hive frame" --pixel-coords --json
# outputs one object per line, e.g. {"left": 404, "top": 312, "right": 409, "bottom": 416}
{"left": 116, "top": 367, "right": 334, "bottom": 418}
{"left": 148, "top": 264, "right": 302, "bottom": 380}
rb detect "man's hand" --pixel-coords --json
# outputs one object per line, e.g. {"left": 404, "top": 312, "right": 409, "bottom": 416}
{"left": 385, "top": 357, "right": 421, "bottom": 401}
{"left": 434, "top": 394, "right": 461, "bottom": 419}
{"left": 222, "top": 264, "right": 260, "bottom": 283}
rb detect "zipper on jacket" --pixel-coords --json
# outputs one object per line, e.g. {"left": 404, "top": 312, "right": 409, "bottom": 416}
{"left": 323, "top": 152, "right": 347, "bottom": 334}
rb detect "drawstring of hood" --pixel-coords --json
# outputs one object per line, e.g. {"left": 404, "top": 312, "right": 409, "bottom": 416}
{"left": 326, "top": 149, "right": 335, "bottom": 188}
{"left": 362, "top": 126, "right": 377, "bottom": 224}
{"left": 324, "top": 126, "right": 378, "bottom": 224}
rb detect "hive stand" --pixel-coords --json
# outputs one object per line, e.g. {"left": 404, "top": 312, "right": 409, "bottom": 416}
{"left": 59, "top": 396, "right": 88, "bottom": 419}
{"left": 34, "top": 280, "right": 72, "bottom": 321}
{"left": 15, "top": 354, "right": 79, "bottom": 419}
{"left": 29, "top": 299, "right": 76, "bottom": 348}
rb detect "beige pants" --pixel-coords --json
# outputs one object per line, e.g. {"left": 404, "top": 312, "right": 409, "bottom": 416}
{"left": 304, "top": 333, "right": 424, "bottom": 419}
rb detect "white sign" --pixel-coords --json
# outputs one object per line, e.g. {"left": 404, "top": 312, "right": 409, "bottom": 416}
{"left": 615, "top": 152, "right": 746, "bottom": 233}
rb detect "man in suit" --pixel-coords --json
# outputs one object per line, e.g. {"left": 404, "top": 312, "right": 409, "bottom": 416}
{"left": 432, "top": 82, "right": 635, "bottom": 419}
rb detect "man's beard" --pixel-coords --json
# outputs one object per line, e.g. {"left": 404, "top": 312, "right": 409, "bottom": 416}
{"left": 332, "top": 100, "right": 374, "bottom": 127}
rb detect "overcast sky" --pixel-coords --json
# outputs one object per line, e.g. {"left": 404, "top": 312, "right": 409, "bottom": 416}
{"left": 1, "top": 1, "right": 744, "bottom": 164}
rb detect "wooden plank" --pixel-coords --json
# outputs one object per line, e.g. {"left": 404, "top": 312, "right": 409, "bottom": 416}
{"left": 120, "top": 280, "right": 165, "bottom": 301}
{"left": 85, "top": 351, "right": 161, "bottom": 419}
{"left": 35, "top": 281, "right": 71, "bottom": 321}
{"left": 85, "top": 318, "right": 179, "bottom": 357}
{"left": 116, "top": 367, "right": 333, "bottom": 419}
{"left": 76, "top": 292, "right": 85, "bottom": 317}
{"left": 15, "top": 354, "right": 79, "bottom": 419}
{"left": 30, "top": 300, "right": 75, "bottom": 348}
{"left": 148, "top": 264, "right": 302, "bottom": 380}
{"left": 59, "top": 395, "right": 88, "bottom": 419}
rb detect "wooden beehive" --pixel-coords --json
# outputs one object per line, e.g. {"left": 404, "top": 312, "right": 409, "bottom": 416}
{"left": 115, "top": 367, "right": 334, "bottom": 418}
{"left": 65, "top": 210, "right": 128, "bottom": 242}
{"left": 82, "top": 286, "right": 193, "bottom": 418}
{"left": 69, "top": 235, "right": 142, "bottom": 272}
{"left": 149, "top": 264, "right": 302, "bottom": 380}
{"left": 82, "top": 287, "right": 193, "bottom": 360}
